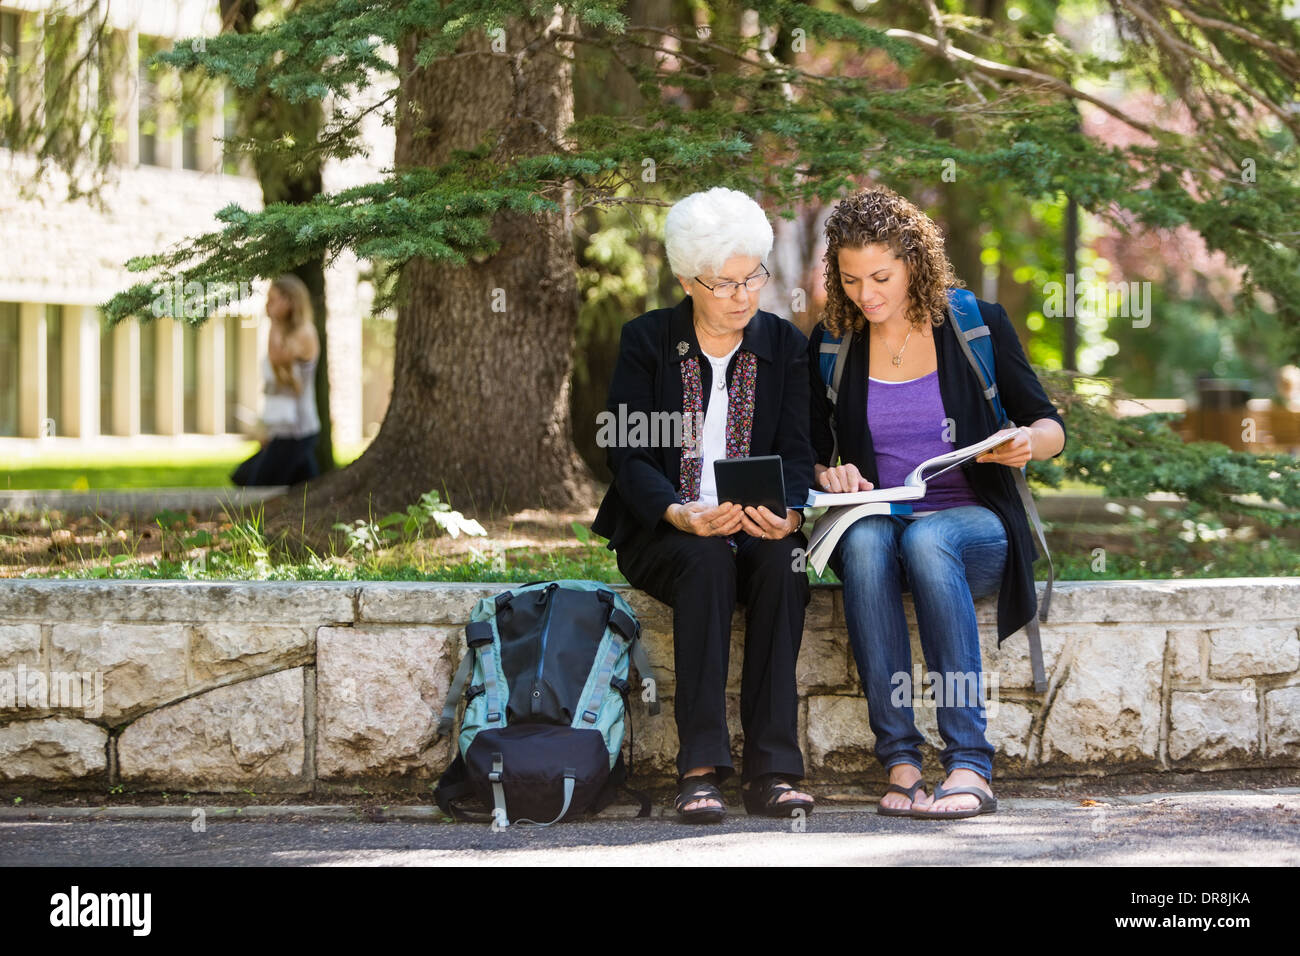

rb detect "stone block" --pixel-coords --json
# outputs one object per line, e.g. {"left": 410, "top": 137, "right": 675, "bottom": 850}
{"left": 49, "top": 623, "right": 189, "bottom": 725}
{"left": 1207, "top": 626, "right": 1299, "bottom": 679}
{"left": 118, "top": 668, "right": 305, "bottom": 790}
{"left": 1169, "top": 688, "right": 1258, "bottom": 762}
{"left": 191, "top": 624, "right": 312, "bottom": 685}
{"left": 0, "top": 717, "right": 107, "bottom": 781}
{"left": 315, "top": 625, "right": 458, "bottom": 779}
{"left": 1040, "top": 627, "right": 1164, "bottom": 765}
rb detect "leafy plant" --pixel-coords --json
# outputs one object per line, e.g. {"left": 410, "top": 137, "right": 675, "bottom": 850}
{"left": 332, "top": 489, "right": 486, "bottom": 561}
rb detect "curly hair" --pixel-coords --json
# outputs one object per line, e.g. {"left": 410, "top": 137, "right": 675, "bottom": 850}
{"left": 819, "top": 186, "right": 963, "bottom": 336}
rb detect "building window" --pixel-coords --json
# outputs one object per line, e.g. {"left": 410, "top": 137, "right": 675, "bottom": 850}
{"left": 1, "top": 10, "right": 20, "bottom": 149}
{"left": 99, "top": 317, "right": 114, "bottom": 435}
{"left": 182, "top": 116, "right": 198, "bottom": 170}
{"left": 45, "top": 304, "right": 62, "bottom": 436}
{"left": 137, "top": 34, "right": 165, "bottom": 167}
{"left": 179, "top": 63, "right": 205, "bottom": 171}
{"left": 222, "top": 82, "right": 241, "bottom": 176}
{"left": 0, "top": 302, "right": 18, "bottom": 437}
{"left": 224, "top": 314, "right": 239, "bottom": 433}
{"left": 139, "top": 319, "right": 156, "bottom": 434}
{"left": 182, "top": 320, "right": 196, "bottom": 433}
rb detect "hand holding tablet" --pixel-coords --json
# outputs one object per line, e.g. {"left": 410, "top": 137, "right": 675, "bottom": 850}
{"left": 712, "top": 455, "right": 787, "bottom": 518}
{"left": 711, "top": 455, "right": 799, "bottom": 539}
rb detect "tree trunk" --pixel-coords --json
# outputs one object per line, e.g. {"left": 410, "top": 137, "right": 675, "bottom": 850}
{"left": 221, "top": 0, "right": 334, "bottom": 477}
{"left": 265, "top": 9, "right": 595, "bottom": 535}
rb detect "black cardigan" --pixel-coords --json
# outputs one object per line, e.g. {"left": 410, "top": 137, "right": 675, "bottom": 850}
{"left": 592, "top": 295, "right": 815, "bottom": 552}
{"left": 807, "top": 297, "right": 1067, "bottom": 644}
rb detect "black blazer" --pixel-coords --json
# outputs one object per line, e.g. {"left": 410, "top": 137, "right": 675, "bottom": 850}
{"left": 592, "top": 295, "right": 815, "bottom": 552}
{"left": 807, "top": 297, "right": 1067, "bottom": 644}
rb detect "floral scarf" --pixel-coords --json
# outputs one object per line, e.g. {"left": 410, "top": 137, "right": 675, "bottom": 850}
{"left": 678, "top": 349, "right": 759, "bottom": 502}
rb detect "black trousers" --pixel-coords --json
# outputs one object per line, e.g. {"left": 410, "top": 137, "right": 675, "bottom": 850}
{"left": 616, "top": 523, "right": 810, "bottom": 784}
{"left": 231, "top": 434, "right": 320, "bottom": 487}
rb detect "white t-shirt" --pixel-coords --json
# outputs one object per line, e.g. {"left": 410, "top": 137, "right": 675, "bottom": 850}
{"left": 696, "top": 341, "right": 742, "bottom": 507}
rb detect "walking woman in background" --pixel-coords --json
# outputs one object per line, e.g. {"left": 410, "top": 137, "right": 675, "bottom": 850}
{"left": 232, "top": 274, "right": 322, "bottom": 487}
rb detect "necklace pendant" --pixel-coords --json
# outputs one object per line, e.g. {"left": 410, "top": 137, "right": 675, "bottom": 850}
{"left": 892, "top": 355, "right": 903, "bottom": 367}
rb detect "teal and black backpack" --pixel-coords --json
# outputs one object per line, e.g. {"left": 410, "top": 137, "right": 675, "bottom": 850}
{"left": 818, "top": 288, "right": 1054, "bottom": 693}
{"left": 434, "top": 580, "right": 659, "bottom": 825}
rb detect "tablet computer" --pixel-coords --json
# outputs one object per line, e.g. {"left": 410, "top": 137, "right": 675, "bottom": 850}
{"left": 712, "top": 455, "right": 787, "bottom": 519}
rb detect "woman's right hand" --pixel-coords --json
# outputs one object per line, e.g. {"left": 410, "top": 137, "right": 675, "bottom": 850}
{"left": 815, "top": 463, "right": 874, "bottom": 493}
{"left": 666, "top": 501, "right": 744, "bottom": 536}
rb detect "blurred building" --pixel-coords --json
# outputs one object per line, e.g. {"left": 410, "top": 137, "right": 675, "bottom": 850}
{"left": 0, "top": 0, "right": 394, "bottom": 450}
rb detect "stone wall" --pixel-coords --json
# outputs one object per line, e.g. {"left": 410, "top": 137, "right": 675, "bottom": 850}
{"left": 0, "top": 579, "right": 1297, "bottom": 793}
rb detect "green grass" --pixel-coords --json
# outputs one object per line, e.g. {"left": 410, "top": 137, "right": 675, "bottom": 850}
{"left": 1, "top": 442, "right": 369, "bottom": 490}
{"left": 21, "top": 526, "right": 1300, "bottom": 582}
{"left": 31, "top": 545, "right": 627, "bottom": 583}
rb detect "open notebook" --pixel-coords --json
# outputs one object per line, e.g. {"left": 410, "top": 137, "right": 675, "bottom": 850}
{"left": 804, "top": 428, "right": 1020, "bottom": 574}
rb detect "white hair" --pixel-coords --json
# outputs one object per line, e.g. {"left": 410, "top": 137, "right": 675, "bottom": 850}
{"left": 664, "top": 187, "right": 774, "bottom": 281}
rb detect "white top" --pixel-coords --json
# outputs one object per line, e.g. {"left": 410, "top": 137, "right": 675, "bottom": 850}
{"left": 261, "top": 354, "right": 321, "bottom": 439}
{"left": 696, "top": 341, "right": 742, "bottom": 507}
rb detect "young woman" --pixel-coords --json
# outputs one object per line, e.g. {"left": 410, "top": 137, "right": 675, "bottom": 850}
{"left": 808, "top": 186, "right": 1066, "bottom": 818}
{"left": 231, "top": 274, "right": 322, "bottom": 487}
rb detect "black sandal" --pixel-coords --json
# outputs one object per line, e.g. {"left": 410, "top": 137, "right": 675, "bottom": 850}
{"left": 742, "top": 774, "right": 815, "bottom": 817}
{"left": 877, "top": 779, "right": 928, "bottom": 817}
{"left": 675, "top": 772, "right": 727, "bottom": 824}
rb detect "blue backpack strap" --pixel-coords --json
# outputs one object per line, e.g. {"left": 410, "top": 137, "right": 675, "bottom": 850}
{"left": 818, "top": 326, "right": 853, "bottom": 465}
{"left": 948, "top": 288, "right": 1052, "bottom": 693}
{"left": 465, "top": 619, "right": 505, "bottom": 727}
{"left": 575, "top": 634, "right": 627, "bottom": 728}
{"left": 595, "top": 588, "right": 661, "bottom": 717}
{"left": 948, "top": 288, "right": 1008, "bottom": 426}
{"left": 818, "top": 330, "right": 843, "bottom": 393}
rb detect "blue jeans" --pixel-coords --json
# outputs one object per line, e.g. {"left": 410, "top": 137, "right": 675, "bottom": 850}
{"left": 829, "top": 505, "right": 1007, "bottom": 782}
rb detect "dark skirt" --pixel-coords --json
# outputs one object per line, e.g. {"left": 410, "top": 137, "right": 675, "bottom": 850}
{"left": 231, "top": 433, "right": 320, "bottom": 487}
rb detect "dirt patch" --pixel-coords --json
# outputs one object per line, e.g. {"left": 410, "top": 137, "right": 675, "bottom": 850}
{"left": 0, "top": 504, "right": 603, "bottom": 578}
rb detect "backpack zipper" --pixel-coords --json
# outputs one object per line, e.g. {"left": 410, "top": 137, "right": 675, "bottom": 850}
{"left": 531, "top": 583, "right": 559, "bottom": 715}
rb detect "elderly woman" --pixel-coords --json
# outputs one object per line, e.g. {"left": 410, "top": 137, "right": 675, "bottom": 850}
{"left": 591, "top": 187, "right": 816, "bottom": 822}
{"left": 808, "top": 186, "right": 1066, "bottom": 819}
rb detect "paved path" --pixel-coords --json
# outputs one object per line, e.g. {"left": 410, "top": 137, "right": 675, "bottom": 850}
{"left": 2, "top": 789, "right": 1296, "bottom": 866}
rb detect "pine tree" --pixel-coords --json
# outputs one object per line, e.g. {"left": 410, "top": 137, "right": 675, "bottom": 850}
{"left": 77, "top": 0, "right": 1300, "bottom": 529}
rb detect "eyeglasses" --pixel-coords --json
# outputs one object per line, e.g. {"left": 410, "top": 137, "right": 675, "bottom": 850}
{"left": 694, "top": 264, "right": 770, "bottom": 299}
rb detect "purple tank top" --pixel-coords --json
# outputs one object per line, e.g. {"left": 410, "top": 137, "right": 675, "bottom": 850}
{"left": 868, "top": 370, "right": 983, "bottom": 512}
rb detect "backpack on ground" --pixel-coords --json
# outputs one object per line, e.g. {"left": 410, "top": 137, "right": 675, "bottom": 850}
{"left": 433, "top": 579, "right": 660, "bottom": 825}
{"left": 817, "top": 287, "right": 1054, "bottom": 693}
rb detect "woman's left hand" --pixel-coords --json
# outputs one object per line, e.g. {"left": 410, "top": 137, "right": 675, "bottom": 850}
{"left": 976, "top": 426, "right": 1033, "bottom": 469}
{"left": 740, "top": 505, "right": 798, "bottom": 541}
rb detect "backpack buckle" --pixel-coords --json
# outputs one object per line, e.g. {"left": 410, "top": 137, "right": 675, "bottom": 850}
{"left": 466, "top": 621, "right": 493, "bottom": 647}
